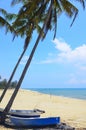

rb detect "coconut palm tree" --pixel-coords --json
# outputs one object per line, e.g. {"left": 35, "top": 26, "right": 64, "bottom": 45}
{"left": 0, "top": 0, "right": 85, "bottom": 123}
{"left": 0, "top": 21, "right": 33, "bottom": 102}
{"left": 0, "top": 9, "right": 18, "bottom": 101}
{"left": 0, "top": 40, "right": 29, "bottom": 102}
{"left": 0, "top": 1, "right": 48, "bottom": 103}
{"left": 0, "top": 6, "right": 42, "bottom": 102}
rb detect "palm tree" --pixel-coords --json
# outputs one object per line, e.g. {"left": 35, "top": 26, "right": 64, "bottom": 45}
{"left": 0, "top": 41, "right": 28, "bottom": 102}
{"left": 0, "top": 0, "right": 85, "bottom": 123}
{"left": 0, "top": 9, "right": 18, "bottom": 101}
{"left": 0, "top": 6, "right": 42, "bottom": 102}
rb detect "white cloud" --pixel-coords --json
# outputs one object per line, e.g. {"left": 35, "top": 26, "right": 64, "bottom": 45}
{"left": 53, "top": 38, "right": 86, "bottom": 63}
{"left": 40, "top": 38, "right": 86, "bottom": 65}
{"left": 53, "top": 38, "right": 71, "bottom": 52}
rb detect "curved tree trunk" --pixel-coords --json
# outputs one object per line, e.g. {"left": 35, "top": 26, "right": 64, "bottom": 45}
{"left": 0, "top": 2, "right": 53, "bottom": 124}
{"left": 1, "top": 31, "right": 41, "bottom": 124}
{"left": 0, "top": 48, "right": 26, "bottom": 102}
{"left": 4, "top": 30, "right": 42, "bottom": 111}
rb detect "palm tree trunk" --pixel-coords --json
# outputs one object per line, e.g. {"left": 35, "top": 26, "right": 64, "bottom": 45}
{"left": 4, "top": 29, "right": 42, "bottom": 112}
{"left": 0, "top": 1, "right": 53, "bottom": 124}
{"left": 0, "top": 48, "right": 26, "bottom": 102}
{"left": 0, "top": 30, "right": 42, "bottom": 124}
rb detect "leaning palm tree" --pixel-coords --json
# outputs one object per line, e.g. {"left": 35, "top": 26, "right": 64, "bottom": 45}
{"left": 0, "top": 9, "right": 29, "bottom": 102}
{"left": 0, "top": 0, "right": 85, "bottom": 123}
{"left": 0, "top": 23, "right": 33, "bottom": 102}
{"left": 0, "top": 38, "right": 30, "bottom": 102}
{"left": 0, "top": 9, "right": 19, "bottom": 101}
{"left": 0, "top": 6, "right": 42, "bottom": 102}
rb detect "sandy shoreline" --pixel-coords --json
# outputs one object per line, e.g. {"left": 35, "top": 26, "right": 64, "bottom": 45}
{"left": 0, "top": 89, "right": 86, "bottom": 129}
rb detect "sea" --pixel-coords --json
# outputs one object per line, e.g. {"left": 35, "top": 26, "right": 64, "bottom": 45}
{"left": 26, "top": 88, "right": 86, "bottom": 100}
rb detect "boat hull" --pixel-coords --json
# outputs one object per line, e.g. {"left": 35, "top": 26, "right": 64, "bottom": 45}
{"left": 10, "top": 116, "right": 60, "bottom": 127}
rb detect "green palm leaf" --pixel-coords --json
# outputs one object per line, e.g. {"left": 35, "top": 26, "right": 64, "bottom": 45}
{"left": 0, "top": 16, "right": 15, "bottom": 34}
{"left": 0, "top": 8, "right": 17, "bottom": 21}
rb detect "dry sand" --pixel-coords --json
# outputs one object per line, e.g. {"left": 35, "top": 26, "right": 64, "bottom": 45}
{"left": 0, "top": 89, "right": 86, "bottom": 129}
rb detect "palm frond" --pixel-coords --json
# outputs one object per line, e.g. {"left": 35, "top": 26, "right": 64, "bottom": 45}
{"left": 0, "top": 16, "right": 16, "bottom": 34}
{"left": 53, "top": 8, "right": 57, "bottom": 39}
{"left": 60, "top": 1, "right": 78, "bottom": 17}
{"left": 5, "top": 14, "right": 17, "bottom": 21}
{"left": 0, "top": 8, "right": 8, "bottom": 17}
{"left": 75, "top": 0, "right": 85, "bottom": 9}
{"left": 11, "top": 0, "right": 25, "bottom": 6}
{"left": 70, "top": 11, "right": 78, "bottom": 27}
{"left": 0, "top": 8, "right": 17, "bottom": 21}
{"left": 60, "top": 0, "right": 79, "bottom": 26}
{"left": 54, "top": 0, "right": 62, "bottom": 12}
{"left": 41, "top": 0, "right": 53, "bottom": 40}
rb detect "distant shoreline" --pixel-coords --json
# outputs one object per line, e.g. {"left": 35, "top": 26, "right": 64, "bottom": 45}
{"left": 24, "top": 88, "right": 86, "bottom": 100}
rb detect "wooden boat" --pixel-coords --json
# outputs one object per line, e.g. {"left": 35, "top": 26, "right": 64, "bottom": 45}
{"left": 9, "top": 116, "right": 60, "bottom": 128}
{"left": 0, "top": 108, "right": 45, "bottom": 118}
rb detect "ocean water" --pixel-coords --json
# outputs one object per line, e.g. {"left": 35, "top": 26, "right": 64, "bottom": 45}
{"left": 27, "top": 88, "right": 86, "bottom": 100}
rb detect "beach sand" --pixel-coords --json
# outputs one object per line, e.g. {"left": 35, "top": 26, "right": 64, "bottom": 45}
{"left": 0, "top": 89, "right": 86, "bottom": 129}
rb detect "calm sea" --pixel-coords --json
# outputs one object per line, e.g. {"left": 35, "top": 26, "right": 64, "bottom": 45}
{"left": 27, "top": 88, "right": 86, "bottom": 100}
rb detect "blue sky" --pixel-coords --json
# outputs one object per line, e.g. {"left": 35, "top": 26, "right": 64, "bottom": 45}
{"left": 0, "top": 0, "right": 86, "bottom": 88}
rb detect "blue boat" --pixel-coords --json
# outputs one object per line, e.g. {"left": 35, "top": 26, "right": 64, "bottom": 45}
{"left": 10, "top": 116, "right": 60, "bottom": 127}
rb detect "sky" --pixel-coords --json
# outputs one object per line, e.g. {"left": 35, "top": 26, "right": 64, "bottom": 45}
{"left": 0, "top": 0, "right": 86, "bottom": 88}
